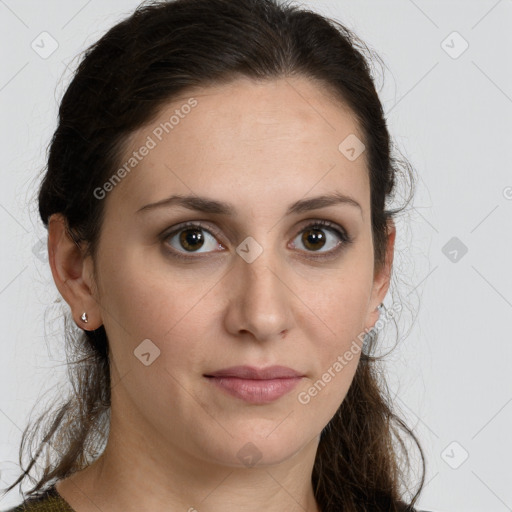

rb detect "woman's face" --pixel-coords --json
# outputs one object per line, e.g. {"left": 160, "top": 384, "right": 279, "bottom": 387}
{"left": 83, "top": 76, "right": 393, "bottom": 469}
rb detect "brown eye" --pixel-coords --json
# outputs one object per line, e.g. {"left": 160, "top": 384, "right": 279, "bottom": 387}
{"left": 178, "top": 227, "right": 206, "bottom": 252}
{"left": 163, "top": 222, "right": 225, "bottom": 259}
{"left": 300, "top": 227, "right": 328, "bottom": 251}
{"left": 291, "top": 220, "right": 352, "bottom": 258}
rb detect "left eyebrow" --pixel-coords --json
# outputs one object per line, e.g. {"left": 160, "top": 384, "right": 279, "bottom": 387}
{"left": 136, "top": 191, "right": 363, "bottom": 217}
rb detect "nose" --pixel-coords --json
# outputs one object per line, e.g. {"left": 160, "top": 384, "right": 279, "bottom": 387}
{"left": 223, "top": 247, "right": 293, "bottom": 343}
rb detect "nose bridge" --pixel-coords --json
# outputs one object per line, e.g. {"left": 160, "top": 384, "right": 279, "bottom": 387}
{"left": 239, "top": 238, "right": 286, "bottom": 304}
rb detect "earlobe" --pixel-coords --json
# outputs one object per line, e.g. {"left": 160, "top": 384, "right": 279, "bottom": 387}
{"left": 47, "top": 214, "right": 102, "bottom": 330}
{"left": 365, "top": 219, "right": 396, "bottom": 329}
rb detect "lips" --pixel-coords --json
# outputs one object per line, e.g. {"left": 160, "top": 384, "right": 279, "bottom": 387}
{"left": 204, "top": 365, "right": 304, "bottom": 380}
{"left": 204, "top": 365, "right": 305, "bottom": 404}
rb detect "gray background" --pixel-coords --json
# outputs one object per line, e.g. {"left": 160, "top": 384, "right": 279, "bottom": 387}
{"left": 1, "top": 1, "right": 511, "bottom": 511}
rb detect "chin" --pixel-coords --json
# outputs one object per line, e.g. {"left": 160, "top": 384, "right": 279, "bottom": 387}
{"left": 199, "top": 428, "right": 311, "bottom": 469}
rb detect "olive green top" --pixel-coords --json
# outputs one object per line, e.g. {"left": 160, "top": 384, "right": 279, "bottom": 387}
{"left": 3, "top": 486, "right": 74, "bottom": 512}
{"left": 3, "top": 485, "right": 432, "bottom": 511}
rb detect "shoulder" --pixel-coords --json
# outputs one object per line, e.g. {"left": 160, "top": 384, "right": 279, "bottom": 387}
{"left": 2, "top": 485, "right": 74, "bottom": 512}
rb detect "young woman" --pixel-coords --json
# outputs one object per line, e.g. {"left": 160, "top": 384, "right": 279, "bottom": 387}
{"left": 2, "top": 0, "right": 431, "bottom": 510}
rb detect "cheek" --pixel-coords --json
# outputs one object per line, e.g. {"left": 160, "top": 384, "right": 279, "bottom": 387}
{"left": 296, "top": 282, "right": 367, "bottom": 416}
{"left": 300, "top": 271, "right": 372, "bottom": 403}
{"left": 98, "top": 241, "right": 190, "bottom": 326}
{"left": 97, "top": 250, "right": 216, "bottom": 368}
{"left": 310, "top": 269, "right": 373, "bottom": 337}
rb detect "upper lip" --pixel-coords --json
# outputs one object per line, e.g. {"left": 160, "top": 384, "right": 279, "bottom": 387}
{"left": 205, "top": 365, "right": 304, "bottom": 380}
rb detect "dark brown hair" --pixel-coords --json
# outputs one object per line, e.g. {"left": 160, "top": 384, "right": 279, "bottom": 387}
{"left": 3, "top": 0, "right": 425, "bottom": 510}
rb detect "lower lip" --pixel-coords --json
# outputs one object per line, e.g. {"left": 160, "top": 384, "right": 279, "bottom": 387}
{"left": 205, "top": 376, "right": 302, "bottom": 404}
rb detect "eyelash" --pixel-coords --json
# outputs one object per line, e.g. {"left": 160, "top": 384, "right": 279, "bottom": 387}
{"left": 161, "top": 219, "right": 354, "bottom": 262}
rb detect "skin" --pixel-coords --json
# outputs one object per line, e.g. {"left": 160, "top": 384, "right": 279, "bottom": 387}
{"left": 48, "top": 76, "right": 395, "bottom": 512}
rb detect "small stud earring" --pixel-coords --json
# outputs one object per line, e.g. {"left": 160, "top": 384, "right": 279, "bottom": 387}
{"left": 80, "top": 312, "right": 88, "bottom": 323}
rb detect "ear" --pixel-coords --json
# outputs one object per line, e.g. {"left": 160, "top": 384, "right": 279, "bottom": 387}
{"left": 364, "top": 218, "right": 396, "bottom": 331}
{"left": 47, "top": 213, "right": 102, "bottom": 330}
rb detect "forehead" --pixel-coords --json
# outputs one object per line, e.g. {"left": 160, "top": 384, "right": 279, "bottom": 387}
{"left": 107, "top": 76, "right": 369, "bottom": 217}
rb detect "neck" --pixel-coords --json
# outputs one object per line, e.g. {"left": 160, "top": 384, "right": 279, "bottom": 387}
{"left": 56, "top": 410, "right": 322, "bottom": 512}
